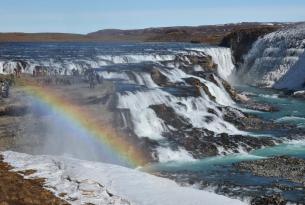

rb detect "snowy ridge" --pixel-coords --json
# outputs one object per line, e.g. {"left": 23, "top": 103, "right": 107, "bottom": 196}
{"left": 240, "top": 23, "right": 305, "bottom": 89}
{"left": 2, "top": 151, "right": 247, "bottom": 205}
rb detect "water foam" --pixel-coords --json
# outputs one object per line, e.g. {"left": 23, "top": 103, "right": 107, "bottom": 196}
{"left": 240, "top": 23, "right": 305, "bottom": 89}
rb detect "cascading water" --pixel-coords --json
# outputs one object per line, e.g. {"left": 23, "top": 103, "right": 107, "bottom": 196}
{"left": 99, "top": 47, "right": 246, "bottom": 162}
{"left": 0, "top": 42, "right": 250, "bottom": 162}
{"left": 187, "top": 47, "right": 236, "bottom": 80}
{"left": 240, "top": 23, "right": 305, "bottom": 90}
{"left": 3, "top": 41, "right": 305, "bottom": 203}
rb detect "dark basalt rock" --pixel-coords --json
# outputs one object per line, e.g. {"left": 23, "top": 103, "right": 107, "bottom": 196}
{"left": 150, "top": 69, "right": 171, "bottom": 86}
{"left": 221, "top": 106, "right": 283, "bottom": 131}
{"left": 182, "top": 54, "right": 218, "bottom": 72}
{"left": 149, "top": 104, "right": 192, "bottom": 130}
{"left": 191, "top": 71, "right": 249, "bottom": 104}
{"left": 251, "top": 195, "right": 286, "bottom": 205}
{"left": 162, "top": 52, "right": 218, "bottom": 73}
{"left": 18, "top": 60, "right": 28, "bottom": 70}
{"left": 200, "top": 72, "right": 219, "bottom": 86}
{"left": 183, "top": 77, "right": 216, "bottom": 100}
{"left": 235, "top": 156, "right": 305, "bottom": 186}
{"left": 163, "top": 128, "right": 277, "bottom": 159}
{"left": 221, "top": 80, "right": 249, "bottom": 103}
{"left": 149, "top": 103, "right": 280, "bottom": 159}
{"left": 214, "top": 133, "right": 278, "bottom": 155}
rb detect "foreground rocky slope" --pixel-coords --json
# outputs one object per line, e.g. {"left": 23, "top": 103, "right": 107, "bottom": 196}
{"left": 1, "top": 151, "right": 246, "bottom": 205}
{"left": 0, "top": 155, "right": 68, "bottom": 205}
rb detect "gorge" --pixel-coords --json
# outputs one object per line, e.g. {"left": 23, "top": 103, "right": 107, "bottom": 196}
{"left": 1, "top": 22, "right": 305, "bottom": 204}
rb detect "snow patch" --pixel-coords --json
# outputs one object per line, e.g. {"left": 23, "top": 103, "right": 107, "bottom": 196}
{"left": 2, "top": 151, "right": 246, "bottom": 205}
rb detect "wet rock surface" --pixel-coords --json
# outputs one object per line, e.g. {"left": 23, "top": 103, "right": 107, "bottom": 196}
{"left": 250, "top": 195, "right": 286, "bottom": 205}
{"left": 150, "top": 68, "right": 171, "bottom": 86}
{"left": 222, "top": 107, "right": 280, "bottom": 131}
{"left": 183, "top": 77, "right": 215, "bottom": 99}
{"left": 235, "top": 156, "right": 305, "bottom": 186}
{"left": 149, "top": 104, "right": 279, "bottom": 159}
{"left": 162, "top": 51, "right": 217, "bottom": 73}
{"left": 164, "top": 129, "right": 278, "bottom": 158}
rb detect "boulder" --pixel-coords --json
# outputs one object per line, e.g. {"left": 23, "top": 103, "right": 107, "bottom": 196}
{"left": 149, "top": 104, "right": 192, "bottom": 130}
{"left": 150, "top": 69, "right": 171, "bottom": 86}
{"left": 183, "top": 77, "right": 216, "bottom": 100}
{"left": 162, "top": 52, "right": 218, "bottom": 73}
{"left": 251, "top": 195, "right": 286, "bottom": 205}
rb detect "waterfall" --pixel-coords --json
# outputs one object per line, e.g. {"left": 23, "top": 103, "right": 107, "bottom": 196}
{"left": 187, "top": 47, "right": 236, "bottom": 80}
{"left": 0, "top": 42, "right": 246, "bottom": 162}
{"left": 111, "top": 48, "right": 244, "bottom": 162}
{"left": 240, "top": 23, "right": 305, "bottom": 90}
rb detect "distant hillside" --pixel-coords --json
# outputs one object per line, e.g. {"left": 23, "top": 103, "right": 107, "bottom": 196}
{"left": 0, "top": 33, "right": 88, "bottom": 42}
{"left": 0, "top": 22, "right": 290, "bottom": 44}
{"left": 88, "top": 22, "right": 286, "bottom": 44}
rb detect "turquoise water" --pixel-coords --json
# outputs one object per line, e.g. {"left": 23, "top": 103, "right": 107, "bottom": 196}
{"left": 149, "top": 85, "right": 305, "bottom": 171}
{"left": 236, "top": 85, "right": 305, "bottom": 128}
{"left": 147, "top": 85, "right": 305, "bottom": 202}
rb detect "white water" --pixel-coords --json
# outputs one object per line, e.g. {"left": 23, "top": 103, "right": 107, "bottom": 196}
{"left": 241, "top": 23, "right": 305, "bottom": 90}
{"left": 98, "top": 54, "right": 176, "bottom": 64}
{"left": 117, "top": 89, "right": 240, "bottom": 140}
{"left": 0, "top": 54, "right": 175, "bottom": 75}
{"left": 160, "top": 67, "right": 235, "bottom": 106}
{"left": 113, "top": 48, "right": 246, "bottom": 162}
{"left": 1, "top": 44, "right": 245, "bottom": 163}
{"left": 188, "top": 47, "right": 236, "bottom": 80}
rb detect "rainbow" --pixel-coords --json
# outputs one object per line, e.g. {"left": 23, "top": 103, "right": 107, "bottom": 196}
{"left": 19, "top": 78, "right": 148, "bottom": 167}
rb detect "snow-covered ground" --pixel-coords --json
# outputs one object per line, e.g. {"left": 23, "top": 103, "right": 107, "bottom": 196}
{"left": 2, "top": 151, "right": 247, "bottom": 205}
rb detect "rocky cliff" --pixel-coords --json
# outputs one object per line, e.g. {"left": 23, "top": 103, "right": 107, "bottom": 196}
{"left": 219, "top": 26, "right": 282, "bottom": 67}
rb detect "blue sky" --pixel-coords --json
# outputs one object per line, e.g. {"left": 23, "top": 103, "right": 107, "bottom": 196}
{"left": 0, "top": 0, "right": 304, "bottom": 34}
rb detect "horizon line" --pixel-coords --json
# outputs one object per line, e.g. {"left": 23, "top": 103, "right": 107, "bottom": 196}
{"left": 0, "top": 21, "right": 300, "bottom": 35}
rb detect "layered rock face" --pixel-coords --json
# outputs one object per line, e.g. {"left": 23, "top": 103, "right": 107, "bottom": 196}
{"left": 220, "top": 26, "right": 281, "bottom": 67}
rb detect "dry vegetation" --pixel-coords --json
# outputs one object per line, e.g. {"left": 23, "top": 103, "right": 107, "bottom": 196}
{"left": 0, "top": 155, "right": 69, "bottom": 205}
{"left": 0, "top": 23, "right": 285, "bottom": 44}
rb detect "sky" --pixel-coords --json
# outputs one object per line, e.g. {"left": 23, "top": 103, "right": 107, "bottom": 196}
{"left": 0, "top": 0, "right": 304, "bottom": 34}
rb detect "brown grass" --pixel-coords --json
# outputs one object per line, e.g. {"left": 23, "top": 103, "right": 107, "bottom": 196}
{"left": 0, "top": 155, "right": 69, "bottom": 205}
